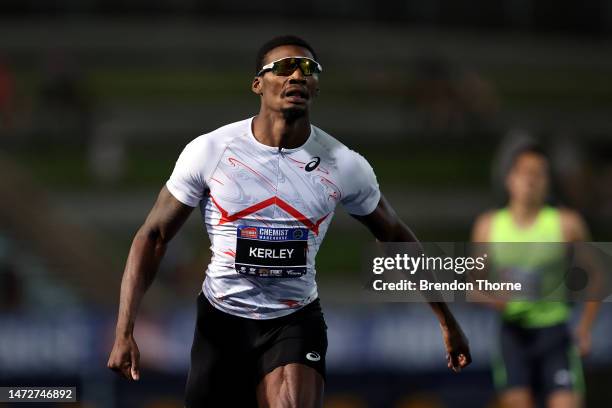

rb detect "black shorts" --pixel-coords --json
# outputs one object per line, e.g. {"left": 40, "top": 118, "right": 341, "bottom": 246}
{"left": 184, "top": 293, "right": 328, "bottom": 408}
{"left": 492, "top": 322, "right": 584, "bottom": 397}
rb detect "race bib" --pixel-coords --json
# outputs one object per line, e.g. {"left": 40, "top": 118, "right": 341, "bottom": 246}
{"left": 235, "top": 225, "right": 308, "bottom": 278}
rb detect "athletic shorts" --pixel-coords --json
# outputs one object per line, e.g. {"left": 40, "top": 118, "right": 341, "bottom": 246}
{"left": 184, "top": 292, "right": 328, "bottom": 407}
{"left": 492, "top": 321, "right": 584, "bottom": 397}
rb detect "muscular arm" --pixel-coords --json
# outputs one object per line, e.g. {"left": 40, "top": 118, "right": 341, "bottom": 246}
{"left": 352, "top": 194, "right": 472, "bottom": 371}
{"left": 351, "top": 194, "right": 419, "bottom": 242}
{"left": 108, "top": 186, "right": 194, "bottom": 379}
{"left": 352, "top": 196, "right": 456, "bottom": 329}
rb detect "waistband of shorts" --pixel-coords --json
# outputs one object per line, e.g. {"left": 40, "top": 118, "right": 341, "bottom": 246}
{"left": 198, "top": 291, "right": 321, "bottom": 322}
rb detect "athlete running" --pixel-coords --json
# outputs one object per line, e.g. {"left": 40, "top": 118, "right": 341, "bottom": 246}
{"left": 472, "top": 143, "right": 600, "bottom": 408}
{"left": 107, "top": 35, "right": 471, "bottom": 407}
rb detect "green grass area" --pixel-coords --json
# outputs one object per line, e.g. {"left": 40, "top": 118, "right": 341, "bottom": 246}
{"left": 367, "top": 148, "right": 492, "bottom": 188}
{"left": 14, "top": 64, "right": 612, "bottom": 109}
{"left": 482, "top": 66, "right": 612, "bottom": 108}
{"left": 121, "top": 147, "right": 177, "bottom": 188}
{"left": 15, "top": 147, "right": 93, "bottom": 188}
{"left": 87, "top": 69, "right": 251, "bottom": 101}
{"left": 14, "top": 145, "right": 176, "bottom": 191}
{"left": 13, "top": 142, "right": 494, "bottom": 192}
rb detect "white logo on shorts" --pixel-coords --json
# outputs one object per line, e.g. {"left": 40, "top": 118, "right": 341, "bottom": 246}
{"left": 306, "top": 352, "right": 321, "bottom": 362}
{"left": 554, "top": 369, "right": 572, "bottom": 386}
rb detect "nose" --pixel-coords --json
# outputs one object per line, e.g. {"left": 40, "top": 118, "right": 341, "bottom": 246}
{"left": 288, "top": 66, "right": 307, "bottom": 84}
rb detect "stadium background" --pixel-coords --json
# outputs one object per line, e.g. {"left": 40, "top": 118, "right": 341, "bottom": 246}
{"left": 1, "top": 1, "right": 612, "bottom": 407}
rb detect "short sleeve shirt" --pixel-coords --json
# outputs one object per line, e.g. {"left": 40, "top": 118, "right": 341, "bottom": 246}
{"left": 167, "top": 117, "right": 380, "bottom": 318}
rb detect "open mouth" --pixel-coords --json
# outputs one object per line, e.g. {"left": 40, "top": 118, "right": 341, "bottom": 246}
{"left": 284, "top": 89, "right": 309, "bottom": 102}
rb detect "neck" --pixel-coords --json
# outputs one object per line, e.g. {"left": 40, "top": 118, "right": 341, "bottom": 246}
{"left": 508, "top": 200, "right": 543, "bottom": 226}
{"left": 252, "top": 108, "right": 310, "bottom": 149}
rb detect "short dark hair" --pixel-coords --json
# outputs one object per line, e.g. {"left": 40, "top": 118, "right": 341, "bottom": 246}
{"left": 509, "top": 142, "right": 549, "bottom": 169}
{"left": 255, "top": 35, "right": 318, "bottom": 74}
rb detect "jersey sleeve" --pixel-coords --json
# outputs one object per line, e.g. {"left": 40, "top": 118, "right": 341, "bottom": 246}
{"left": 166, "top": 138, "right": 209, "bottom": 207}
{"left": 339, "top": 150, "right": 381, "bottom": 216}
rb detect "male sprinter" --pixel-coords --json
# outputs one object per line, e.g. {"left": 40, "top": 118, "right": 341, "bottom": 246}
{"left": 472, "top": 144, "right": 599, "bottom": 408}
{"left": 108, "top": 35, "right": 471, "bottom": 407}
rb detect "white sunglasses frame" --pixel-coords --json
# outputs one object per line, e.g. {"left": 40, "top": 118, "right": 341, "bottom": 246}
{"left": 257, "top": 56, "right": 323, "bottom": 77}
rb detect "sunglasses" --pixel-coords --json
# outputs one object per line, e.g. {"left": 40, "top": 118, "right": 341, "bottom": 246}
{"left": 257, "top": 56, "right": 323, "bottom": 77}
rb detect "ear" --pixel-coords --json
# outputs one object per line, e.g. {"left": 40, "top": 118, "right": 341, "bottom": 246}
{"left": 252, "top": 76, "right": 263, "bottom": 96}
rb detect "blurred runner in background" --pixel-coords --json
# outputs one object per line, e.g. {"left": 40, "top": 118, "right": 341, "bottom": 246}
{"left": 472, "top": 142, "right": 600, "bottom": 408}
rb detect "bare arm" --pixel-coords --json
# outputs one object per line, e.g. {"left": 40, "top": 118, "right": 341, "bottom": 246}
{"left": 108, "top": 186, "right": 195, "bottom": 380}
{"left": 561, "top": 209, "right": 600, "bottom": 356}
{"left": 471, "top": 211, "right": 493, "bottom": 243}
{"left": 467, "top": 212, "right": 507, "bottom": 309}
{"left": 352, "top": 194, "right": 472, "bottom": 371}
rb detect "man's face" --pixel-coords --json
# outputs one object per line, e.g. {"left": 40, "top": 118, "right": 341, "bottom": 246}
{"left": 252, "top": 45, "right": 319, "bottom": 118}
{"left": 506, "top": 152, "right": 549, "bottom": 206}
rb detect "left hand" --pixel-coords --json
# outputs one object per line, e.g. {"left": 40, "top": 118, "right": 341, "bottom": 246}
{"left": 441, "top": 323, "right": 472, "bottom": 372}
{"left": 574, "top": 325, "right": 592, "bottom": 357}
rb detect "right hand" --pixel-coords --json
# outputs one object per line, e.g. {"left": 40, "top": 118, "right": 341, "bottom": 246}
{"left": 440, "top": 322, "right": 472, "bottom": 373}
{"left": 107, "top": 334, "right": 141, "bottom": 381}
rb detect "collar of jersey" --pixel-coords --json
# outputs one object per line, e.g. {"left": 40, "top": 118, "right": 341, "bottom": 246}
{"left": 248, "top": 116, "right": 314, "bottom": 153}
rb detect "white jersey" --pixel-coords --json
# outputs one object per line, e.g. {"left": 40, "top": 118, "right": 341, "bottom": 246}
{"left": 166, "top": 117, "right": 380, "bottom": 319}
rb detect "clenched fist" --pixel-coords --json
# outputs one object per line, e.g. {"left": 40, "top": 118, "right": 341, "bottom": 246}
{"left": 107, "top": 335, "right": 141, "bottom": 381}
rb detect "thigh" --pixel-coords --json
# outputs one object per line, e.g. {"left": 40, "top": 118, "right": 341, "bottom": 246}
{"left": 256, "top": 300, "right": 328, "bottom": 382}
{"left": 500, "top": 387, "right": 535, "bottom": 408}
{"left": 496, "top": 323, "right": 532, "bottom": 392}
{"left": 256, "top": 363, "right": 324, "bottom": 408}
{"left": 537, "top": 327, "right": 583, "bottom": 402}
{"left": 254, "top": 300, "right": 328, "bottom": 408}
{"left": 184, "top": 293, "right": 258, "bottom": 408}
{"left": 547, "top": 390, "right": 580, "bottom": 408}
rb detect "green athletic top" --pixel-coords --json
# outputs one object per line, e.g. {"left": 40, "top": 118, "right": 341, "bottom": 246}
{"left": 489, "top": 206, "right": 570, "bottom": 328}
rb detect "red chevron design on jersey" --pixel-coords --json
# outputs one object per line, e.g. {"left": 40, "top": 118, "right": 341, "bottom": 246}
{"left": 209, "top": 194, "right": 330, "bottom": 235}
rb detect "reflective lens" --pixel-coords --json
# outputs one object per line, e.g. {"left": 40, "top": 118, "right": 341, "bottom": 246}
{"left": 275, "top": 58, "right": 318, "bottom": 76}
{"left": 259, "top": 57, "right": 322, "bottom": 77}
